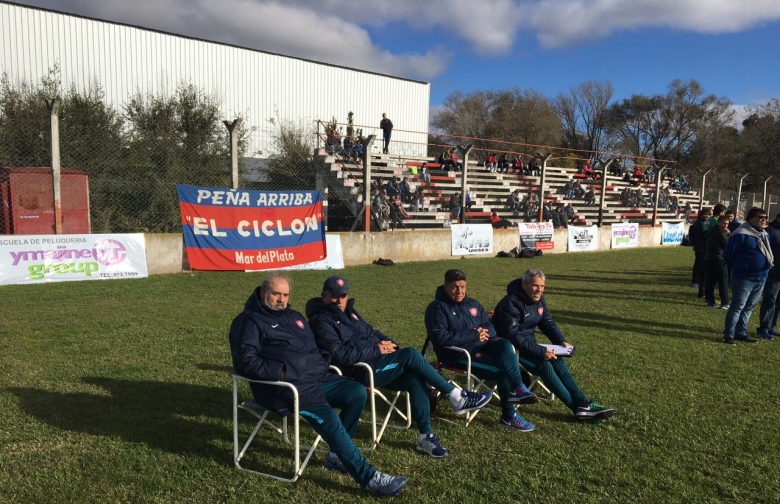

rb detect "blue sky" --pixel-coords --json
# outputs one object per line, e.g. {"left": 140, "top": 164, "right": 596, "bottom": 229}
{"left": 13, "top": 0, "right": 780, "bottom": 115}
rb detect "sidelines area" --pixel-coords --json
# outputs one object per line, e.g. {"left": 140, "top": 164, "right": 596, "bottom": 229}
{"left": 1, "top": 247, "right": 778, "bottom": 502}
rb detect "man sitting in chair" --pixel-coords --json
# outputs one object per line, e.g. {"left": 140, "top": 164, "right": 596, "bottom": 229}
{"left": 424, "top": 269, "right": 538, "bottom": 432}
{"left": 306, "top": 275, "right": 493, "bottom": 459}
{"left": 229, "top": 275, "right": 406, "bottom": 497}
{"left": 492, "top": 269, "right": 616, "bottom": 423}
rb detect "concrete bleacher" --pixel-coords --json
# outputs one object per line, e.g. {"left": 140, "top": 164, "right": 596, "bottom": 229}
{"left": 316, "top": 148, "right": 706, "bottom": 230}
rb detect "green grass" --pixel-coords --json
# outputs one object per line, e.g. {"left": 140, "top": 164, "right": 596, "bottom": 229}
{"left": 2, "top": 247, "right": 779, "bottom": 503}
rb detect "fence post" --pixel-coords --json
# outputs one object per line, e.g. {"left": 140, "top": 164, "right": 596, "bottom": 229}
{"left": 763, "top": 176, "right": 773, "bottom": 211}
{"left": 651, "top": 165, "right": 668, "bottom": 227}
{"left": 45, "top": 98, "right": 63, "bottom": 235}
{"left": 736, "top": 173, "right": 749, "bottom": 218}
{"left": 362, "top": 135, "right": 376, "bottom": 232}
{"left": 537, "top": 153, "right": 552, "bottom": 222}
{"left": 698, "top": 169, "right": 711, "bottom": 212}
{"left": 460, "top": 144, "right": 473, "bottom": 224}
{"left": 223, "top": 119, "right": 243, "bottom": 190}
{"left": 597, "top": 159, "right": 614, "bottom": 227}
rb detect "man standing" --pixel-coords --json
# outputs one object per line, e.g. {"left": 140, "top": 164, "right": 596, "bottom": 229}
{"left": 689, "top": 208, "right": 713, "bottom": 294}
{"left": 492, "top": 269, "right": 616, "bottom": 423}
{"left": 229, "top": 275, "right": 406, "bottom": 497}
{"left": 424, "top": 269, "right": 538, "bottom": 433}
{"left": 306, "top": 276, "right": 492, "bottom": 458}
{"left": 757, "top": 212, "right": 780, "bottom": 339}
{"left": 722, "top": 208, "right": 773, "bottom": 344}
{"left": 380, "top": 113, "right": 393, "bottom": 154}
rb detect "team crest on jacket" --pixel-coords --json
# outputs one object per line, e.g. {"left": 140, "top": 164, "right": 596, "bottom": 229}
{"left": 469, "top": 307, "right": 478, "bottom": 316}
{"left": 537, "top": 307, "right": 544, "bottom": 316}
{"left": 295, "top": 320, "right": 305, "bottom": 329}
{"left": 351, "top": 313, "right": 360, "bottom": 321}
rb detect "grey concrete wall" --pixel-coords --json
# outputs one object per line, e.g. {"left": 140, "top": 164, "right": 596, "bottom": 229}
{"left": 144, "top": 226, "right": 672, "bottom": 275}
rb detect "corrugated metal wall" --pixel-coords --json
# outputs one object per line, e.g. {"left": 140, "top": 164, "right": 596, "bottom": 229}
{"left": 0, "top": 2, "right": 430, "bottom": 158}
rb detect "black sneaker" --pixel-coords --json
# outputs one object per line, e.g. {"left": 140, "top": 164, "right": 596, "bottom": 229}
{"left": 723, "top": 337, "right": 735, "bottom": 345}
{"left": 734, "top": 336, "right": 759, "bottom": 344}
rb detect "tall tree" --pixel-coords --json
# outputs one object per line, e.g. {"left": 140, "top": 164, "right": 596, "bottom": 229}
{"left": 553, "top": 80, "right": 614, "bottom": 160}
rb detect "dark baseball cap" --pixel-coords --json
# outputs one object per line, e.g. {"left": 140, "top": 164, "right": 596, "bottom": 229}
{"left": 323, "top": 275, "right": 350, "bottom": 296}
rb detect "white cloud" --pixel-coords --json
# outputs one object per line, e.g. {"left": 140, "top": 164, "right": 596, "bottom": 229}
{"left": 13, "top": 0, "right": 780, "bottom": 76}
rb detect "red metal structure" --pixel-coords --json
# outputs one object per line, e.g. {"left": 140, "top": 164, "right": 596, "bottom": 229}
{"left": 0, "top": 167, "right": 90, "bottom": 235}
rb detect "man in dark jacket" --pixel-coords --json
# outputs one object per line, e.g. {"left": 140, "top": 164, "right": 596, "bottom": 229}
{"left": 757, "top": 212, "right": 780, "bottom": 339}
{"left": 229, "top": 275, "right": 406, "bottom": 497}
{"left": 722, "top": 207, "right": 773, "bottom": 344}
{"left": 492, "top": 269, "right": 616, "bottom": 423}
{"left": 703, "top": 215, "right": 730, "bottom": 309}
{"left": 689, "top": 208, "right": 713, "bottom": 294}
{"left": 380, "top": 113, "right": 393, "bottom": 154}
{"left": 306, "top": 276, "right": 492, "bottom": 458}
{"left": 424, "top": 269, "right": 537, "bottom": 433}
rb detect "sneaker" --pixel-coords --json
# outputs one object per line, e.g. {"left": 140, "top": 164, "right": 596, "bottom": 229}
{"left": 734, "top": 336, "right": 759, "bottom": 344}
{"left": 416, "top": 433, "right": 448, "bottom": 458}
{"left": 719, "top": 304, "right": 730, "bottom": 310}
{"left": 324, "top": 451, "right": 348, "bottom": 474}
{"left": 450, "top": 389, "right": 492, "bottom": 415}
{"left": 367, "top": 471, "right": 407, "bottom": 497}
{"left": 723, "top": 337, "right": 735, "bottom": 345}
{"left": 499, "top": 413, "right": 535, "bottom": 432}
{"left": 507, "top": 384, "right": 538, "bottom": 404}
{"left": 706, "top": 303, "right": 717, "bottom": 308}
{"left": 575, "top": 400, "right": 616, "bottom": 420}
{"left": 769, "top": 328, "right": 780, "bottom": 336}
{"left": 757, "top": 330, "right": 773, "bottom": 341}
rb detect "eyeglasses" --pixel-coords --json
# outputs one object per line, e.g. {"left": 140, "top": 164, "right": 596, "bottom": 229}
{"left": 757, "top": 215, "right": 768, "bottom": 220}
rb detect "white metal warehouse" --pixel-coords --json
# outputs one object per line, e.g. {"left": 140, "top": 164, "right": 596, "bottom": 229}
{"left": 0, "top": 1, "right": 430, "bottom": 162}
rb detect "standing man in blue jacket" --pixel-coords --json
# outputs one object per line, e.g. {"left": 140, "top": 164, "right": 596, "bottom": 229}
{"left": 722, "top": 207, "right": 774, "bottom": 344}
{"left": 424, "top": 269, "right": 538, "bottom": 432}
{"left": 306, "top": 275, "right": 492, "bottom": 458}
{"left": 229, "top": 275, "right": 406, "bottom": 497}
{"left": 380, "top": 113, "right": 393, "bottom": 154}
{"left": 492, "top": 269, "right": 616, "bottom": 423}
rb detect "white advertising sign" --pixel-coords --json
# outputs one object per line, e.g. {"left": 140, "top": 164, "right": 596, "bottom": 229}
{"left": 451, "top": 224, "right": 494, "bottom": 256}
{"left": 0, "top": 234, "right": 149, "bottom": 286}
{"left": 611, "top": 223, "right": 639, "bottom": 249}
{"left": 281, "top": 234, "right": 344, "bottom": 270}
{"left": 568, "top": 225, "right": 599, "bottom": 252}
{"left": 518, "top": 222, "right": 555, "bottom": 251}
{"left": 662, "top": 221, "right": 685, "bottom": 246}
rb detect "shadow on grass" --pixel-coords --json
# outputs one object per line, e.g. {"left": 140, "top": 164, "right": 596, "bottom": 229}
{"left": 551, "top": 309, "right": 712, "bottom": 341}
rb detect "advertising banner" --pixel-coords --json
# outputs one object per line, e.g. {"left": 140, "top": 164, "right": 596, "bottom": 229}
{"left": 177, "top": 185, "right": 326, "bottom": 270}
{"left": 281, "top": 234, "right": 344, "bottom": 270}
{"left": 568, "top": 225, "right": 599, "bottom": 252}
{"left": 451, "top": 224, "right": 493, "bottom": 255}
{"left": 611, "top": 223, "right": 639, "bottom": 249}
{"left": 0, "top": 234, "right": 148, "bottom": 286}
{"left": 518, "top": 222, "right": 555, "bottom": 251}
{"left": 661, "top": 221, "right": 685, "bottom": 246}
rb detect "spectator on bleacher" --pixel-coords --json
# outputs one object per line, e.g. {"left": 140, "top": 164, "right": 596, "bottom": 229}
{"left": 411, "top": 187, "right": 425, "bottom": 212}
{"left": 543, "top": 201, "right": 554, "bottom": 223}
{"left": 507, "top": 189, "right": 522, "bottom": 215}
{"left": 229, "top": 275, "right": 407, "bottom": 497}
{"left": 399, "top": 177, "right": 411, "bottom": 204}
{"left": 633, "top": 165, "right": 644, "bottom": 183}
{"left": 581, "top": 159, "right": 595, "bottom": 179}
{"left": 584, "top": 186, "right": 596, "bottom": 206}
{"left": 572, "top": 180, "right": 585, "bottom": 199}
{"left": 528, "top": 158, "right": 541, "bottom": 176}
{"left": 424, "top": 269, "right": 538, "bottom": 433}
{"left": 556, "top": 204, "right": 568, "bottom": 228}
{"left": 389, "top": 195, "right": 408, "bottom": 230}
{"left": 465, "top": 190, "right": 475, "bottom": 211}
{"left": 610, "top": 159, "right": 624, "bottom": 177}
{"left": 513, "top": 157, "right": 524, "bottom": 174}
{"left": 619, "top": 187, "right": 630, "bottom": 207}
{"left": 449, "top": 192, "right": 462, "bottom": 221}
{"left": 408, "top": 163, "right": 418, "bottom": 177}
{"left": 343, "top": 136, "right": 363, "bottom": 163}
{"left": 490, "top": 211, "right": 513, "bottom": 229}
{"left": 563, "top": 180, "right": 575, "bottom": 199}
{"left": 380, "top": 113, "right": 393, "bottom": 154}
{"left": 524, "top": 198, "right": 539, "bottom": 223}
{"left": 486, "top": 153, "right": 498, "bottom": 173}
{"left": 689, "top": 208, "right": 712, "bottom": 293}
{"left": 327, "top": 129, "right": 344, "bottom": 156}
{"left": 722, "top": 207, "right": 773, "bottom": 344}
{"left": 644, "top": 166, "right": 656, "bottom": 184}
{"left": 498, "top": 154, "right": 509, "bottom": 172}
{"left": 565, "top": 203, "right": 576, "bottom": 225}
{"left": 448, "top": 148, "right": 463, "bottom": 171}
{"left": 419, "top": 162, "right": 431, "bottom": 184}
{"left": 668, "top": 195, "right": 680, "bottom": 213}
{"left": 704, "top": 215, "right": 730, "bottom": 309}
{"left": 372, "top": 191, "right": 390, "bottom": 220}
{"left": 492, "top": 269, "right": 617, "bottom": 424}
{"left": 658, "top": 188, "right": 669, "bottom": 208}
{"left": 384, "top": 177, "right": 400, "bottom": 198}
{"left": 757, "top": 212, "right": 780, "bottom": 339}
{"left": 306, "top": 276, "right": 493, "bottom": 460}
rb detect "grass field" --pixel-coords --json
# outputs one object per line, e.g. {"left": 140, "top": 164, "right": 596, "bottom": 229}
{"left": 2, "top": 246, "right": 779, "bottom": 503}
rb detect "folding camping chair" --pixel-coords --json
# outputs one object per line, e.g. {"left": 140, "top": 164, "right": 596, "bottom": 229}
{"left": 519, "top": 362, "right": 555, "bottom": 401}
{"left": 421, "top": 337, "right": 499, "bottom": 427}
{"left": 232, "top": 374, "right": 325, "bottom": 482}
{"left": 331, "top": 362, "right": 412, "bottom": 450}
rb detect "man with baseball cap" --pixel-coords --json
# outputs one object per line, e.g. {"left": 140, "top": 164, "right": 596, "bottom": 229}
{"left": 306, "top": 275, "right": 493, "bottom": 459}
